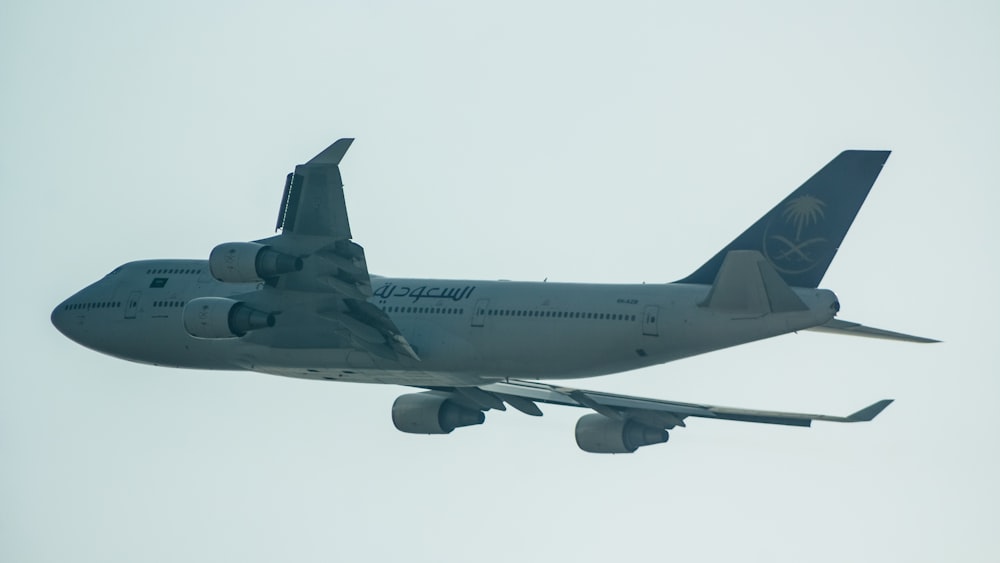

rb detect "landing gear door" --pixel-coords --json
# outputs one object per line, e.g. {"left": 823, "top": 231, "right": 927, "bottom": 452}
{"left": 642, "top": 305, "right": 659, "bottom": 336}
{"left": 471, "top": 299, "right": 489, "bottom": 327}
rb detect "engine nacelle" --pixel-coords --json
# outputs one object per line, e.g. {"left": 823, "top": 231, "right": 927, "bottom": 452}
{"left": 392, "top": 392, "right": 486, "bottom": 434}
{"left": 182, "top": 297, "right": 275, "bottom": 339}
{"left": 209, "top": 242, "right": 303, "bottom": 283}
{"left": 575, "top": 413, "right": 669, "bottom": 454}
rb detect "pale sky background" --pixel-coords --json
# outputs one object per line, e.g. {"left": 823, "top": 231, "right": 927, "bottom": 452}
{"left": 3, "top": 1, "right": 999, "bottom": 562}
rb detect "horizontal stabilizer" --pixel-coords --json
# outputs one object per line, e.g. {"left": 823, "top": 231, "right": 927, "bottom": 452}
{"left": 808, "top": 319, "right": 939, "bottom": 343}
{"left": 701, "top": 250, "right": 808, "bottom": 314}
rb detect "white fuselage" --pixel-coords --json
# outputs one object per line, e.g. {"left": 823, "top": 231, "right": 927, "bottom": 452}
{"left": 51, "top": 259, "right": 839, "bottom": 387}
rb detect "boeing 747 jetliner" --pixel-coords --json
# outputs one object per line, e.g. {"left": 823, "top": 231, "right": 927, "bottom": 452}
{"left": 51, "top": 139, "right": 935, "bottom": 453}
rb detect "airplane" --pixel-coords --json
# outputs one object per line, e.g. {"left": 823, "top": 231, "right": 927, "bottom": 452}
{"left": 51, "top": 138, "right": 937, "bottom": 454}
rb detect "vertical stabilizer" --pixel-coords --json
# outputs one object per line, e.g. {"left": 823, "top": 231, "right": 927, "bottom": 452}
{"left": 678, "top": 150, "right": 890, "bottom": 288}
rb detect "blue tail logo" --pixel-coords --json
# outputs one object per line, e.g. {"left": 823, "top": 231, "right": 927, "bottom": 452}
{"left": 677, "top": 150, "right": 891, "bottom": 289}
{"left": 763, "top": 195, "right": 829, "bottom": 275}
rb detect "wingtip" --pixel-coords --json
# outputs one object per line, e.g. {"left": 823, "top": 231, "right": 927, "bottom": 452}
{"left": 306, "top": 138, "right": 355, "bottom": 165}
{"left": 847, "top": 399, "right": 894, "bottom": 422}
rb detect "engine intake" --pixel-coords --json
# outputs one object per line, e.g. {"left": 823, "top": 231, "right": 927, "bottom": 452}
{"left": 392, "top": 392, "right": 486, "bottom": 434}
{"left": 209, "top": 242, "right": 303, "bottom": 283}
{"left": 182, "top": 297, "right": 275, "bottom": 339}
{"left": 575, "top": 413, "right": 669, "bottom": 454}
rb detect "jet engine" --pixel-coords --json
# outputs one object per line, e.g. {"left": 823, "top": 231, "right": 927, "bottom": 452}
{"left": 392, "top": 392, "right": 486, "bottom": 434}
{"left": 182, "top": 297, "right": 275, "bottom": 339}
{"left": 209, "top": 242, "right": 303, "bottom": 283}
{"left": 574, "top": 413, "right": 669, "bottom": 454}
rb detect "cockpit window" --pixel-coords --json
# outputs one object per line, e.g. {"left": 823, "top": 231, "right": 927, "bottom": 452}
{"left": 105, "top": 267, "right": 123, "bottom": 277}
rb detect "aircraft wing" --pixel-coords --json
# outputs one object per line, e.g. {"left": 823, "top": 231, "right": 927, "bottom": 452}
{"left": 437, "top": 379, "right": 893, "bottom": 429}
{"left": 274, "top": 138, "right": 356, "bottom": 239}
{"left": 248, "top": 138, "right": 419, "bottom": 360}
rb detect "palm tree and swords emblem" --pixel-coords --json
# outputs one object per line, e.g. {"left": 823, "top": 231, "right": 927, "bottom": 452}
{"left": 762, "top": 194, "right": 829, "bottom": 274}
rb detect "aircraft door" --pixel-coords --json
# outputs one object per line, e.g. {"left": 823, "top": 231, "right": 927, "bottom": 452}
{"left": 124, "top": 291, "right": 141, "bottom": 319}
{"left": 471, "top": 299, "right": 489, "bottom": 327}
{"left": 642, "top": 305, "right": 659, "bottom": 336}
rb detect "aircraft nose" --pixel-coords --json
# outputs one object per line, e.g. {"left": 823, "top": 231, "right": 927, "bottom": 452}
{"left": 51, "top": 287, "right": 95, "bottom": 346}
{"left": 51, "top": 297, "right": 75, "bottom": 339}
{"left": 52, "top": 270, "right": 124, "bottom": 351}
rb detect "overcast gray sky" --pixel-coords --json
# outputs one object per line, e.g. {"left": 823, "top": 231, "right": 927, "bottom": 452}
{"left": 3, "top": 1, "right": 999, "bottom": 562}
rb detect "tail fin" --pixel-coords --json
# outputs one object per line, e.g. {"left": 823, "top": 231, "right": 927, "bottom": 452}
{"left": 677, "top": 150, "right": 891, "bottom": 288}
